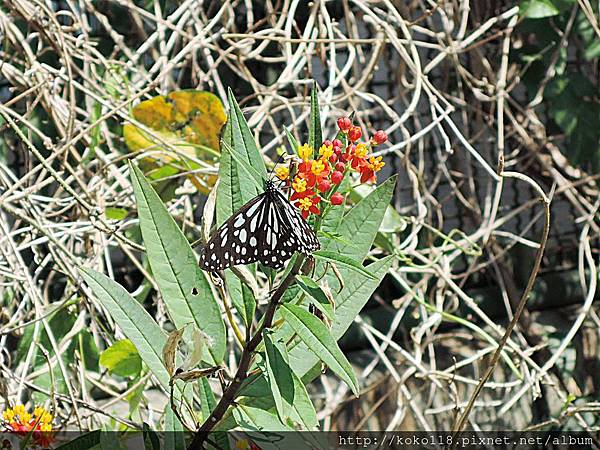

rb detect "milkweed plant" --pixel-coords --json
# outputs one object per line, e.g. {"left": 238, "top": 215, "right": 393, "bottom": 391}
{"left": 78, "top": 84, "right": 396, "bottom": 449}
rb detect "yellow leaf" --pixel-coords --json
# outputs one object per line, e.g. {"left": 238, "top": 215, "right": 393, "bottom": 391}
{"left": 123, "top": 90, "right": 226, "bottom": 194}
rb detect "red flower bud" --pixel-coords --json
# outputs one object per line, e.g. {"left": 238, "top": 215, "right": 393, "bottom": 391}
{"left": 322, "top": 139, "right": 332, "bottom": 147}
{"left": 331, "top": 171, "right": 344, "bottom": 185}
{"left": 337, "top": 117, "right": 352, "bottom": 132}
{"left": 332, "top": 139, "right": 342, "bottom": 149}
{"left": 371, "top": 130, "right": 388, "bottom": 145}
{"left": 348, "top": 126, "right": 362, "bottom": 142}
{"left": 331, "top": 192, "right": 344, "bottom": 205}
{"left": 339, "top": 153, "right": 348, "bottom": 163}
{"left": 335, "top": 162, "right": 345, "bottom": 172}
{"left": 318, "top": 179, "right": 331, "bottom": 193}
{"left": 329, "top": 153, "right": 338, "bottom": 163}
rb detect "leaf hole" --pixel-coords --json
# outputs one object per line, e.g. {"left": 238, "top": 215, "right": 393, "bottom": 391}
{"left": 191, "top": 287, "right": 198, "bottom": 295}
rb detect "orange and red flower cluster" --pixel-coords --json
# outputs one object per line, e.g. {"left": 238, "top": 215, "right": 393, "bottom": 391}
{"left": 1, "top": 405, "right": 54, "bottom": 447}
{"left": 276, "top": 117, "right": 387, "bottom": 219}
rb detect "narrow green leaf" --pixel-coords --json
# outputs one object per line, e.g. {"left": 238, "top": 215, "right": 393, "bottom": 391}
{"left": 263, "top": 332, "right": 294, "bottom": 422}
{"left": 295, "top": 275, "right": 333, "bottom": 320}
{"left": 79, "top": 268, "right": 184, "bottom": 399}
{"left": 288, "top": 371, "right": 318, "bottom": 430}
{"left": 312, "top": 250, "right": 376, "bottom": 280}
{"left": 242, "top": 283, "right": 256, "bottom": 328}
{"left": 324, "top": 175, "right": 397, "bottom": 261}
{"left": 198, "top": 377, "right": 217, "bottom": 420}
{"left": 221, "top": 140, "right": 263, "bottom": 191}
{"left": 55, "top": 431, "right": 101, "bottom": 450}
{"left": 223, "top": 270, "right": 257, "bottom": 329}
{"left": 164, "top": 406, "right": 185, "bottom": 450}
{"left": 308, "top": 82, "right": 322, "bottom": 156}
{"left": 236, "top": 368, "right": 317, "bottom": 432}
{"left": 231, "top": 404, "right": 294, "bottom": 432}
{"left": 215, "top": 126, "right": 244, "bottom": 226}
{"left": 142, "top": 423, "right": 160, "bottom": 450}
{"left": 100, "top": 430, "right": 123, "bottom": 450}
{"left": 216, "top": 90, "right": 267, "bottom": 323}
{"left": 280, "top": 304, "right": 359, "bottom": 396}
{"left": 226, "top": 87, "right": 268, "bottom": 181}
{"left": 286, "top": 256, "right": 393, "bottom": 381}
{"left": 129, "top": 163, "right": 225, "bottom": 364}
{"left": 285, "top": 127, "right": 299, "bottom": 153}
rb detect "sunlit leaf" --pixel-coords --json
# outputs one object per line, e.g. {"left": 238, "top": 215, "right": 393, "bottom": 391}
{"left": 123, "top": 90, "right": 226, "bottom": 194}
{"left": 99, "top": 339, "right": 142, "bottom": 378}
{"left": 280, "top": 304, "right": 359, "bottom": 396}
{"left": 129, "top": 163, "right": 226, "bottom": 364}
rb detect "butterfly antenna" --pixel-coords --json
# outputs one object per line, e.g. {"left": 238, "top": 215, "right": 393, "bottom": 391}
{"left": 267, "top": 152, "right": 286, "bottom": 180}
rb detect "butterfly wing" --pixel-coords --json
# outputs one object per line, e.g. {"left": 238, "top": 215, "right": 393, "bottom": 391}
{"left": 199, "top": 187, "right": 321, "bottom": 273}
{"left": 199, "top": 193, "right": 267, "bottom": 272}
{"left": 273, "top": 190, "right": 320, "bottom": 254}
{"left": 255, "top": 192, "right": 303, "bottom": 269}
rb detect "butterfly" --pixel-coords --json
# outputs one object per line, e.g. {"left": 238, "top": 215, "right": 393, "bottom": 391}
{"left": 199, "top": 179, "right": 320, "bottom": 273}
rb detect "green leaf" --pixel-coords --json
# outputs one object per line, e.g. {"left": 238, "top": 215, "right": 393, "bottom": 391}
{"left": 520, "top": 0, "right": 560, "bottom": 18}
{"left": 280, "top": 304, "right": 359, "bottom": 396}
{"left": 221, "top": 140, "right": 263, "bottom": 191}
{"left": 142, "top": 423, "right": 160, "bottom": 450}
{"left": 242, "top": 283, "right": 257, "bottom": 328}
{"left": 231, "top": 404, "right": 294, "bottom": 432}
{"left": 164, "top": 406, "right": 185, "bottom": 450}
{"left": 285, "top": 127, "right": 299, "bottom": 153}
{"left": 79, "top": 268, "right": 180, "bottom": 397}
{"left": 308, "top": 82, "right": 322, "bottom": 156}
{"left": 323, "top": 175, "right": 397, "bottom": 261}
{"left": 288, "top": 371, "right": 318, "bottom": 430}
{"left": 238, "top": 371, "right": 318, "bottom": 430}
{"left": 100, "top": 430, "right": 123, "bottom": 450}
{"left": 215, "top": 90, "right": 267, "bottom": 324}
{"left": 105, "top": 207, "right": 128, "bottom": 220}
{"left": 263, "top": 332, "right": 294, "bottom": 422}
{"left": 55, "top": 431, "right": 101, "bottom": 450}
{"left": 198, "top": 376, "right": 217, "bottom": 421}
{"left": 286, "top": 256, "right": 393, "bottom": 382}
{"left": 99, "top": 339, "right": 142, "bottom": 377}
{"left": 129, "top": 163, "right": 225, "bottom": 364}
{"left": 216, "top": 88, "right": 267, "bottom": 226}
{"left": 295, "top": 275, "right": 333, "bottom": 320}
{"left": 312, "top": 250, "right": 376, "bottom": 280}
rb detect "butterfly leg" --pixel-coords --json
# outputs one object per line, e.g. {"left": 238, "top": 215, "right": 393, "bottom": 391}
{"left": 208, "top": 271, "right": 224, "bottom": 286}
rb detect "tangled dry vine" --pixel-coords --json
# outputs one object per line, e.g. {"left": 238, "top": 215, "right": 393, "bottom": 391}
{"left": 0, "top": 0, "right": 599, "bottom": 438}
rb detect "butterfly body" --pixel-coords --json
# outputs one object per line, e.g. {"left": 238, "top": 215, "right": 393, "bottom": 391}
{"left": 199, "top": 180, "right": 320, "bottom": 273}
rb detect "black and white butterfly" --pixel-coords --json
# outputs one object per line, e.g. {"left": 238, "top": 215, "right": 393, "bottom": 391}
{"left": 199, "top": 180, "right": 320, "bottom": 273}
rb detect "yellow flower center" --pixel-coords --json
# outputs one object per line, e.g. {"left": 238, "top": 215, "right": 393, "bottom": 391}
{"left": 275, "top": 166, "right": 289, "bottom": 181}
{"left": 354, "top": 143, "right": 368, "bottom": 158}
{"left": 2, "top": 405, "right": 53, "bottom": 431}
{"left": 318, "top": 144, "right": 334, "bottom": 159}
{"left": 298, "top": 198, "right": 313, "bottom": 210}
{"left": 292, "top": 177, "right": 307, "bottom": 193}
{"left": 311, "top": 159, "right": 325, "bottom": 175}
{"left": 367, "top": 156, "right": 385, "bottom": 172}
{"left": 3, "top": 409, "right": 14, "bottom": 422}
{"left": 297, "top": 143, "right": 313, "bottom": 161}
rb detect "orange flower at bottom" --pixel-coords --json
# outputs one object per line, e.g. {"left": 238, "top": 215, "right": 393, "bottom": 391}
{"left": 1, "top": 405, "right": 54, "bottom": 448}
{"left": 295, "top": 196, "right": 320, "bottom": 219}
